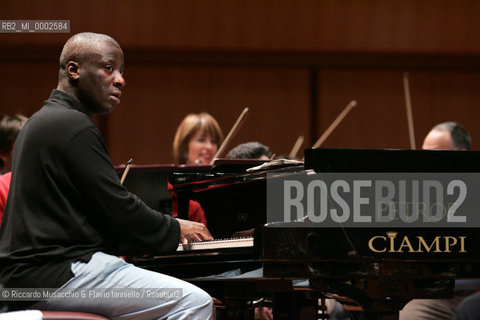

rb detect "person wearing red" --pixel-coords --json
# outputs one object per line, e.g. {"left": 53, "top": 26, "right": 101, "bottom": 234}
{"left": 167, "top": 182, "right": 207, "bottom": 226}
{"left": 0, "top": 172, "right": 11, "bottom": 224}
{"left": 0, "top": 114, "right": 28, "bottom": 225}
{"left": 0, "top": 114, "right": 28, "bottom": 176}
{"left": 170, "top": 112, "right": 223, "bottom": 226}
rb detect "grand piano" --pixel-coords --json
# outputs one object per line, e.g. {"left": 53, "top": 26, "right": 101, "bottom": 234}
{"left": 128, "top": 149, "right": 480, "bottom": 319}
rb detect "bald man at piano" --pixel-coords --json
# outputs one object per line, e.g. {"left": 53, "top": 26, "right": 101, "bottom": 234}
{"left": 0, "top": 32, "right": 214, "bottom": 319}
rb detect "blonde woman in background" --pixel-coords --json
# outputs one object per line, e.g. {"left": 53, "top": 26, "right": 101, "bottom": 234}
{"left": 173, "top": 113, "right": 223, "bottom": 165}
{"left": 169, "top": 112, "right": 223, "bottom": 225}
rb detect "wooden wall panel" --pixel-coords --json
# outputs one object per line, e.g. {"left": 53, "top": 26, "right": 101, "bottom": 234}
{"left": 1, "top": 0, "right": 480, "bottom": 167}
{"left": 3, "top": 62, "right": 478, "bottom": 163}
{"left": 0, "top": 62, "right": 57, "bottom": 116}
{"left": 106, "top": 65, "right": 311, "bottom": 164}
{"left": 316, "top": 69, "right": 480, "bottom": 150}
{"left": 316, "top": 70, "right": 409, "bottom": 149}
{"left": 409, "top": 71, "right": 480, "bottom": 147}
{"left": 1, "top": 1, "right": 480, "bottom": 54}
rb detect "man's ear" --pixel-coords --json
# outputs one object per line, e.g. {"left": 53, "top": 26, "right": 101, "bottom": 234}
{"left": 66, "top": 61, "right": 80, "bottom": 80}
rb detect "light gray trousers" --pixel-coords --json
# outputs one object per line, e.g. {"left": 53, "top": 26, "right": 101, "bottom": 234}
{"left": 30, "top": 252, "right": 213, "bottom": 320}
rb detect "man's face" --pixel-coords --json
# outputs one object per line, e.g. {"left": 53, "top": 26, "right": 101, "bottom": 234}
{"left": 422, "top": 129, "right": 453, "bottom": 150}
{"left": 77, "top": 41, "right": 125, "bottom": 115}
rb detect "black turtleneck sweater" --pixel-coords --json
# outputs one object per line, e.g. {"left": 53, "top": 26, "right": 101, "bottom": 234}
{"left": 0, "top": 90, "right": 179, "bottom": 293}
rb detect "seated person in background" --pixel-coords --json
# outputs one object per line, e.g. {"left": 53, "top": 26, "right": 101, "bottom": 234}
{"left": 0, "top": 32, "right": 213, "bottom": 318}
{"left": 169, "top": 112, "right": 224, "bottom": 225}
{"left": 400, "top": 121, "right": 475, "bottom": 320}
{"left": 0, "top": 114, "right": 28, "bottom": 223}
{"left": 168, "top": 183, "right": 207, "bottom": 226}
{"left": 173, "top": 112, "right": 223, "bottom": 165}
{"left": 0, "top": 114, "right": 28, "bottom": 174}
{"left": 226, "top": 141, "right": 272, "bottom": 160}
{"left": 421, "top": 121, "right": 472, "bottom": 150}
{"left": 0, "top": 174, "right": 9, "bottom": 223}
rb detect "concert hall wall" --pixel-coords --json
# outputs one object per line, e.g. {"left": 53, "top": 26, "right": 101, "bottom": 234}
{"left": 1, "top": 1, "right": 479, "bottom": 164}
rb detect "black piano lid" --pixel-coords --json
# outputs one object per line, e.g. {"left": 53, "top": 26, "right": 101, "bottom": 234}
{"left": 305, "top": 148, "right": 480, "bottom": 173}
{"left": 172, "top": 164, "right": 305, "bottom": 239}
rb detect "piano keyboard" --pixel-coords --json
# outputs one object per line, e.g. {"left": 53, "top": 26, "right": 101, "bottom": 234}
{"left": 177, "top": 237, "right": 254, "bottom": 252}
